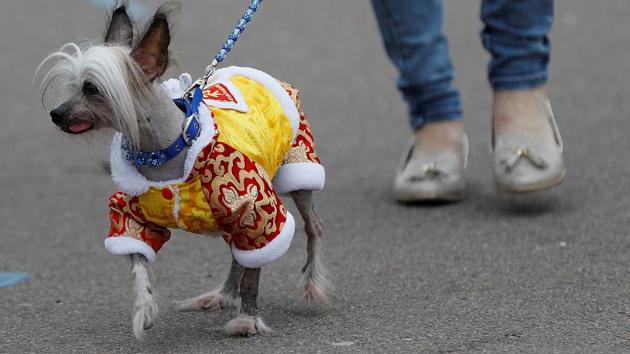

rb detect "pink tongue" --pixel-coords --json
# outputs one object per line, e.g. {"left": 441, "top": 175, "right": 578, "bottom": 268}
{"left": 68, "top": 122, "right": 92, "bottom": 133}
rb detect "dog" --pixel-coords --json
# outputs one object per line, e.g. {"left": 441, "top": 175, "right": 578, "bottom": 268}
{"left": 37, "top": 2, "right": 328, "bottom": 339}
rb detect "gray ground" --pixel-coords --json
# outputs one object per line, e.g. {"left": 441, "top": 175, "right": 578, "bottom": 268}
{"left": 1, "top": 0, "right": 630, "bottom": 353}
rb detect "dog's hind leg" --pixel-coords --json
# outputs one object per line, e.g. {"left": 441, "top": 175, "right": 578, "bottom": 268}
{"left": 224, "top": 267, "right": 271, "bottom": 336}
{"left": 291, "top": 190, "right": 330, "bottom": 305}
{"left": 175, "top": 255, "right": 244, "bottom": 311}
{"left": 276, "top": 82, "right": 329, "bottom": 304}
{"left": 130, "top": 253, "right": 159, "bottom": 340}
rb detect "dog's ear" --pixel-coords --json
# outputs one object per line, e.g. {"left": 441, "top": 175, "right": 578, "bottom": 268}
{"left": 131, "top": 3, "right": 180, "bottom": 81}
{"left": 105, "top": 4, "right": 133, "bottom": 46}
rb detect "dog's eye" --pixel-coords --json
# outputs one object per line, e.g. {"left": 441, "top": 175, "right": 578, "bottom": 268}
{"left": 82, "top": 82, "right": 100, "bottom": 96}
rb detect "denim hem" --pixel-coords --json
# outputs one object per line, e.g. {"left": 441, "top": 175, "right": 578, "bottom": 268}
{"left": 410, "top": 111, "right": 463, "bottom": 130}
{"left": 490, "top": 70, "right": 549, "bottom": 91}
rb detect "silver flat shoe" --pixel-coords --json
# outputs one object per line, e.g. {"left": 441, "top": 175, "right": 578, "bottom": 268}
{"left": 393, "top": 134, "right": 468, "bottom": 202}
{"left": 493, "top": 100, "right": 566, "bottom": 193}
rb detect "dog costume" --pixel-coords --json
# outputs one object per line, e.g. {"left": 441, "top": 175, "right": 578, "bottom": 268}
{"left": 106, "top": 67, "right": 325, "bottom": 268}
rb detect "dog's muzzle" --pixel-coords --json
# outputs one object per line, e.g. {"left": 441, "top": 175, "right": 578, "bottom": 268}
{"left": 50, "top": 107, "right": 65, "bottom": 125}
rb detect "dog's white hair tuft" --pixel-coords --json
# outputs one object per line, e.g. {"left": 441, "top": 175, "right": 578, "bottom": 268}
{"left": 36, "top": 42, "right": 156, "bottom": 148}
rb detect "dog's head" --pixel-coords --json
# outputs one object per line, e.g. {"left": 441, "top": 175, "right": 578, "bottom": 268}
{"left": 37, "top": 2, "right": 180, "bottom": 147}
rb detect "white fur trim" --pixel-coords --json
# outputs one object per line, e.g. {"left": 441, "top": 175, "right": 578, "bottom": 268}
{"left": 231, "top": 212, "right": 295, "bottom": 268}
{"left": 110, "top": 104, "right": 216, "bottom": 196}
{"left": 212, "top": 67, "right": 301, "bottom": 141}
{"left": 104, "top": 236, "right": 157, "bottom": 264}
{"left": 161, "top": 78, "right": 183, "bottom": 99}
{"left": 272, "top": 163, "right": 326, "bottom": 195}
{"left": 161, "top": 73, "right": 192, "bottom": 99}
{"left": 202, "top": 79, "right": 249, "bottom": 113}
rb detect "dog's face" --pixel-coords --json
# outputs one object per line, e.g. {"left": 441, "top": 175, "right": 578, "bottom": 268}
{"left": 40, "top": 3, "right": 177, "bottom": 145}
{"left": 49, "top": 80, "right": 116, "bottom": 134}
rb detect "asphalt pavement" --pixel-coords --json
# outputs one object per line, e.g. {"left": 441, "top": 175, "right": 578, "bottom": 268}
{"left": 1, "top": 0, "right": 630, "bottom": 352}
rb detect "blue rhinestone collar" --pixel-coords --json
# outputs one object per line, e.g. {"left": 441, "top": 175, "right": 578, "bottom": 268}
{"left": 122, "top": 88, "right": 203, "bottom": 168}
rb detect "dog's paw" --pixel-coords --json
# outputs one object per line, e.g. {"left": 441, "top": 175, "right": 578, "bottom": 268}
{"left": 132, "top": 298, "right": 159, "bottom": 340}
{"left": 224, "top": 314, "right": 271, "bottom": 337}
{"left": 175, "top": 289, "right": 238, "bottom": 311}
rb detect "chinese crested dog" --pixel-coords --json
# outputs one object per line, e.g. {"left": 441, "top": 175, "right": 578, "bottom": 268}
{"left": 37, "top": 1, "right": 328, "bottom": 340}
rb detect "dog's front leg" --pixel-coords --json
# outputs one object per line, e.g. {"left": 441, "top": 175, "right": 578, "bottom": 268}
{"left": 224, "top": 267, "right": 271, "bottom": 336}
{"left": 130, "top": 253, "right": 158, "bottom": 340}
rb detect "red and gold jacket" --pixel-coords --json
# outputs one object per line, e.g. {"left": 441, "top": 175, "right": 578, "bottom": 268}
{"left": 106, "top": 67, "right": 324, "bottom": 268}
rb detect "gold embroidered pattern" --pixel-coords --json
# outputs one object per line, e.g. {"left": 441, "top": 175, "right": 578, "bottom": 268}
{"left": 108, "top": 192, "right": 171, "bottom": 252}
{"left": 279, "top": 81, "right": 301, "bottom": 111}
{"left": 199, "top": 142, "right": 287, "bottom": 251}
{"left": 222, "top": 185, "right": 259, "bottom": 228}
{"left": 125, "top": 217, "right": 144, "bottom": 239}
{"left": 280, "top": 81, "right": 321, "bottom": 164}
{"left": 283, "top": 144, "right": 311, "bottom": 164}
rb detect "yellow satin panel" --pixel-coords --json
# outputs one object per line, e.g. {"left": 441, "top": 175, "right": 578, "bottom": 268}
{"left": 138, "top": 188, "right": 177, "bottom": 229}
{"left": 212, "top": 76, "right": 294, "bottom": 178}
{"left": 176, "top": 178, "right": 220, "bottom": 233}
{"left": 138, "top": 178, "right": 221, "bottom": 235}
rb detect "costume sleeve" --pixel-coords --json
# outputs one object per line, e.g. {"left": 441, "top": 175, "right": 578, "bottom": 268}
{"left": 272, "top": 82, "right": 326, "bottom": 194}
{"left": 105, "top": 192, "right": 171, "bottom": 263}
{"left": 198, "top": 141, "right": 295, "bottom": 268}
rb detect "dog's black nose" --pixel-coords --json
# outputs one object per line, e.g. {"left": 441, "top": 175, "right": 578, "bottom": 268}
{"left": 50, "top": 108, "right": 64, "bottom": 124}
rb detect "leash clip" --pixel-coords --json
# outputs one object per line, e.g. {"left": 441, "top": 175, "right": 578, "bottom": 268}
{"left": 184, "top": 78, "right": 207, "bottom": 99}
{"left": 184, "top": 59, "right": 219, "bottom": 99}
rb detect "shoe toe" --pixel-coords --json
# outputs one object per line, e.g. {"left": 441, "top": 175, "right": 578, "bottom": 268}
{"left": 394, "top": 152, "right": 466, "bottom": 201}
{"left": 494, "top": 135, "right": 565, "bottom": 192}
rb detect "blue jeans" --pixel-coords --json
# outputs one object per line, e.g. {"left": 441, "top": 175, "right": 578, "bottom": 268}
{"left": 371, "top": 0, "right": 554, "bottom": 129}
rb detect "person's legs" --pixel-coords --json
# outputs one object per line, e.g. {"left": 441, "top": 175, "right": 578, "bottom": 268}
{"left": 371, "top": 0, "right": 467, "bottom": 201}
{"left": 481, "top": 0, "right": 553, "bottom": 91}
{"left": 481, "top": 0, "right": 564, "bottom": 192}
{"left": 482, "top": 0, "right": 554, "bottom": 138}
{"left": 371, "top": 0, "right": 464, "bottom": 135}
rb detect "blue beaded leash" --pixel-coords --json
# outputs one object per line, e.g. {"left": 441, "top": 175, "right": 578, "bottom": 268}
{"left": 185, "top": 0, "right": 262, "bottom": 97}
